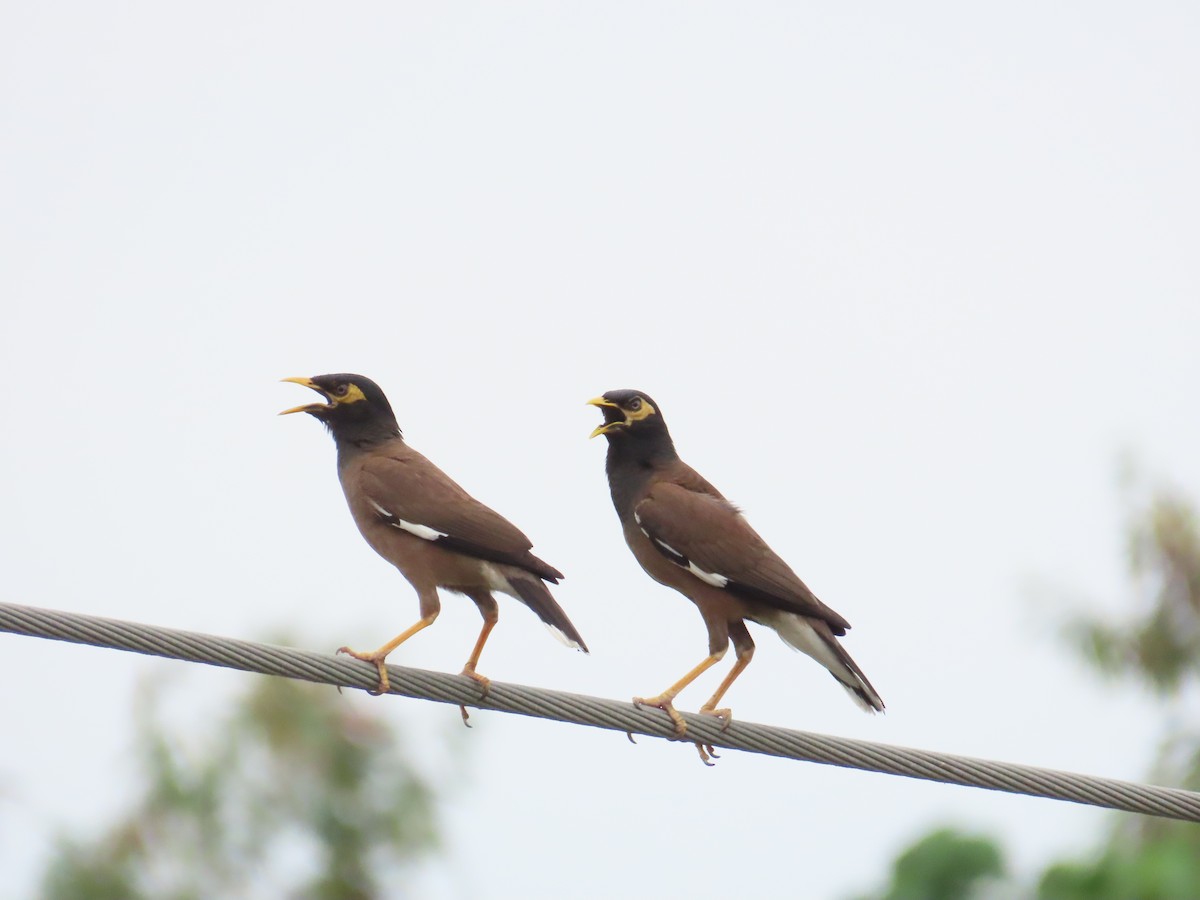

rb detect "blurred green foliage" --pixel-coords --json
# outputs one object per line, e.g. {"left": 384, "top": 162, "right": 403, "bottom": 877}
{"left": 857, "top": 476, "right": 1200, "bottom": 900}
{"left": 1066, "top": 490, "right": 1200, "bottom": 696}
{"left": 863, "top": 828, "right": 1005, "bottom": 900}
{"left": 39, "top": 673, "right": 444, "bottom": 899}
{"left": 1038, "top": 838, "right": 1200, "bottom": 900}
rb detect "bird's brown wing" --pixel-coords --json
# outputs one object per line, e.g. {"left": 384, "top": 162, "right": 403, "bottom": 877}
{"left": 633, "top": 480, "right": 850, "bottom": 634}
{"left": 355, "top": 449, "right": 563, "bottom": 582}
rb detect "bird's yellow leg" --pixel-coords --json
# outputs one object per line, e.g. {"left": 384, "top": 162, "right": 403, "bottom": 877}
{"left": 634, "top": 651, "right": 725, "bottom": 739}
{"left": 698, "top": 647, "right": 754, "bottom": 730}
{"left": 457, "top": 594, "right": 499, "bottom": 726}
{"left": 460, "top": 616, "right": 497, "bottom": 696}
{"left": 338, "top": 615, "right": 437, "bottom": 695}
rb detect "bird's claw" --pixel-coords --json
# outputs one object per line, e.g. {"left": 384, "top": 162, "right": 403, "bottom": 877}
{"left": 694, "top": 706, "right": 726, "bottom": 763}
{"left": 699, "top": 705, "right": 733, "bottom": 731}
{"left": 458, "top": 668, "right": 492, "bottom": 727}
{"left": 630, "top": 696, "right": 718, "bottom": 763}
{"left": 632, "top": 694, "right": 688, "bottom": 739}
{"left": 460, "top": 667, "right": 492, "bottom": 700}
{"left": 337, "top": 646, "right": 390, "bottom": 695}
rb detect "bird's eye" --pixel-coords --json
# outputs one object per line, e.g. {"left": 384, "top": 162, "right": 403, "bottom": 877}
{"left": 334, "top": 384, "right": 349, "bottom": 397}
{"left": 628, "top": 398, "right": 642, "bottom": 412}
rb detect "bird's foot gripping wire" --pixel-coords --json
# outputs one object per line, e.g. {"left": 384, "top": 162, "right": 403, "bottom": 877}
{"left": 337, "top": 646, "right": 390, "bottom": 695}
{"left": 624, "top": 701, "right": 718, "bottom": 765}
{"left": 698, "top": 705, "right": 734, "bottom": 731}
{"left": 632, "top": 694, "right": 688, "bottom": 739}
{"left": 692, "top": 708, "right": 727, "bottom": 765}
{"left": 458, "top": 666, "right": 492, "bottom": 728}
{"left": 460, "top": 666, "right": 492, "bottom": 698}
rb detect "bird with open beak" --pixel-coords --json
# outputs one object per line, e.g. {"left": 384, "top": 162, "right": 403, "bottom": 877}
{"left": 588, "top": 389, "right": 882, "bottom": 755}
{"left": 281, "top": 374, "right": 587, "bottom": 708}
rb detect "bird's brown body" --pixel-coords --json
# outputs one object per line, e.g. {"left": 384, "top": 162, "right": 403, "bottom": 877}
{"left": 589, "top": 389, "right": 882, "bottom": 746}
{"left": 341, "top": 441, "right": 564, "bottom": 593}
{"left": 283, "top": 374, "right": 586, "bottom": 700}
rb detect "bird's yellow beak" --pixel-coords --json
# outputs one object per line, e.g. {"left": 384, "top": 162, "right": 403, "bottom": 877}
{"left": 587, "top": 396, "right": 623, "bottom": 438}
{"left": 279, "top": 377, "right": 330, "bottom": 415}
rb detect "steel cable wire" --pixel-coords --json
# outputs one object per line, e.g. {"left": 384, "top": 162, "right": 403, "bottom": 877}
{"left": 3, "top": 601, "right": 1199, "bottom": 822}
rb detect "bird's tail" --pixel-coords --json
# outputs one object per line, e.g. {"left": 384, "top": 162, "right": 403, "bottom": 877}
{"left": 765, "top": 611, "right": 884, "bottom": 713}
{"left": 507, "top": 574, "right": 589, "bottom": 653}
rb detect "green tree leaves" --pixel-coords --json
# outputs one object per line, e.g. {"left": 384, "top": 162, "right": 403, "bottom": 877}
{"left": 40, "top": 674, "right": 444, "bottom": 899}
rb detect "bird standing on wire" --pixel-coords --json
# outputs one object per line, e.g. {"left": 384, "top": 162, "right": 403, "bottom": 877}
{"left": 588, "top": 389, "right": 883, "bottom": 745}
{"left": 281, "top": 374, "right": 587, "bottom": 702}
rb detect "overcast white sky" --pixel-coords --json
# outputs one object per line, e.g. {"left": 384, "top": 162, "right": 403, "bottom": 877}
{"left": 2, "top": 3, "right": 1199, "bottom": 897}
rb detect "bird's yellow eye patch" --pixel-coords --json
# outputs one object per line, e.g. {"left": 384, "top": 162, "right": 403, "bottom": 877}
{"left": 625, "top": 398, "right": 655, "bottom": 422}
{"left": 332, "top": 383, "right": 367, "bottom": 405}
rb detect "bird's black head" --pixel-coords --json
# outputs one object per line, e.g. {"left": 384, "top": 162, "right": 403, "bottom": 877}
{"left": 587, "top": 389, "right": 671, "bottom": 444}
{"left": 280, "top": 373, "right": 401, "bottom": 444}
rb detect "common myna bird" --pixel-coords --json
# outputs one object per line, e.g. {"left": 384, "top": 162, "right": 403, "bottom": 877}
{"left": 282, "top": 374, "right": 587, "bottom": 698}
{"left": 589, "top": 389, "right": 883, "bottom": 739}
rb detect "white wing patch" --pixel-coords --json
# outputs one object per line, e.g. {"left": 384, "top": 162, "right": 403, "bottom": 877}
{"left": 636, "top": 512, "right": 731, "bottom": 588}
{"left": 650, "top": 534, "right": 683, "bottom": 558}
{"left": 686, "top": 562, "right": 729, "bottom": 588}
{"left": 395, "top": 519, "right": 449, "bottom": 541}
{"left": 368, "top": 498, "right": 448, "bottom": 542}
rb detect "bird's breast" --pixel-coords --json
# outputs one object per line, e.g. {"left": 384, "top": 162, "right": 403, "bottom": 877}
{"left": 621, "top": 519, "right": 682, "bottom": 589}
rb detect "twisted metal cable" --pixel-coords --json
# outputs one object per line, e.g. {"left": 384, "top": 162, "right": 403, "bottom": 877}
{"left": 3, "top": 601, "right": 1199, "bottom": 822}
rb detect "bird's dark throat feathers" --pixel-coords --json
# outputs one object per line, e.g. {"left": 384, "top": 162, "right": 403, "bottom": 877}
{"left": 322, "top": 409, "right": 402, "bottom": 453}
{"left": 604, "top": 425, "right": 678, "bottom": 517}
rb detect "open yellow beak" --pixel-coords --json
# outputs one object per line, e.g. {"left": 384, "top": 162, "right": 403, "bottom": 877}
{"left": 586, "top": 396, "right": 623, "bottom": 438}
{"left": 279, "top": 377, "right": 328, "bottom": 415}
